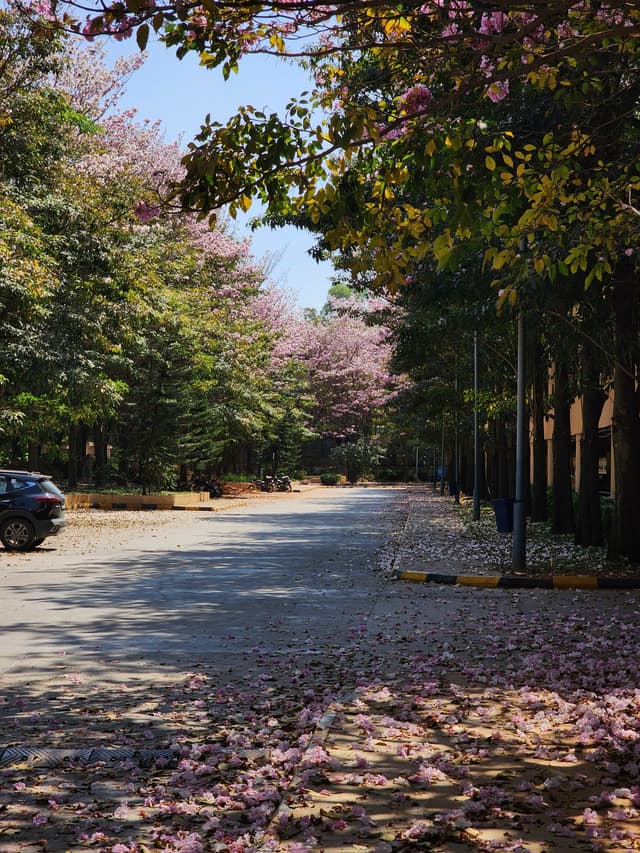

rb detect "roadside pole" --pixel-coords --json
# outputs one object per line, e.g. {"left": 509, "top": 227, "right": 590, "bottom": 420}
{"left": 512, "top": 308, "right": 526, "bottom": 572}
{"left": 473, "top": 330, "right": 480, "bottom": 521}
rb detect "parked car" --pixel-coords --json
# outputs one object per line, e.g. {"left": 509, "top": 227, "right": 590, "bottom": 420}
{"left": 0, "top": 470, "right": 67, "bottom": 551}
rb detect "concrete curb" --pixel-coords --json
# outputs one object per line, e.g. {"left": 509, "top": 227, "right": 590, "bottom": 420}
{"left": 173, "top": 505, "right": 219, "bottom": 512}
{"left": 395, "top": 570, "right": 640, "bottom": 590}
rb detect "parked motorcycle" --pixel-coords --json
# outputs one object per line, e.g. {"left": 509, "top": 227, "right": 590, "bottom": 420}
{"left": 253, "top": 476, "right": 275, "bottom": 492}
{"left": 275, "top": 475, "right": 292, "bottom": 492}
{"left": 207, "top": 479, "right": 223, "bottom": 498}
{"left": 192, "top": 474, "right": 223, "bottom": 498}
{"left": 253, "top": 474, "right": 292, "bottom": 493}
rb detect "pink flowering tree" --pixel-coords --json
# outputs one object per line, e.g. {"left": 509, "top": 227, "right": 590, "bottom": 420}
{"left": 297, "top": 296, "right": 396, "bottom": 441}
{"left": 243, "top": 286, "right": 404, "bottom": 476}
{"left": 241, "top": 285, "right": 316, "bottom": 475}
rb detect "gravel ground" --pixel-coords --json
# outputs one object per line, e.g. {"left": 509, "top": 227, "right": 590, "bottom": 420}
{"left": 57, "top": 508, "right": 211, "bottom": 553}
{"left": 0, "top": 509, "right": 208, "bottom": 569}
{"left": 393, "top": 488, "right": 627, "bottom": 577}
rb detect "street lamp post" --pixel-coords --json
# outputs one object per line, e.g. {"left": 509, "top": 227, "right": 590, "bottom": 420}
{"left": 473, "top": 330, "right": 480, "bottom": 521}
{"left": 440, "top": 416, "right": 446, "bottom": 496}
{"left": 512, "top": 240, "right": 528, "bottom": 572}
{"left": 453, "top": 355, "right": 460, "bottom": 504}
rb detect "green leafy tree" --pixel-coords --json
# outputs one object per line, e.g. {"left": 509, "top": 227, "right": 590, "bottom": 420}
{"left": 330, "top": 436, "right": 384, "bottom": 484}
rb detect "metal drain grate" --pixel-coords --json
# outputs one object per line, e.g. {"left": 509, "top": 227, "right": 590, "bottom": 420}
{"left": 0, "top": 746, "right": 177, "bottom": 768}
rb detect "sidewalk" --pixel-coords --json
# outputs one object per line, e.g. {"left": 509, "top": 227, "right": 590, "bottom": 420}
{"left": 392, "top": 486, "right": 640, "bottom": 589}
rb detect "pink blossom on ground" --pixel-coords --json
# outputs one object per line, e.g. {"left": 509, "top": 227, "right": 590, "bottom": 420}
{"left": 174, "top": 832, "right": 204, "bottom": 852}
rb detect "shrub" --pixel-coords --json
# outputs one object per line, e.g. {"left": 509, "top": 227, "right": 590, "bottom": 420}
{"left": 330, "top": 438, "right": 384, "bottom": 484}
{"left": 377, "top": 468, "right": 403, "bottom": 482}
{"left": 320, "top": 471, "right": 341, "bottom": 486}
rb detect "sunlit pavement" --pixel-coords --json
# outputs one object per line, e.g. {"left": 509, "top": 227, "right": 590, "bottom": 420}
{"left": 0, "top": 487, "right": 639, "bottom": 852}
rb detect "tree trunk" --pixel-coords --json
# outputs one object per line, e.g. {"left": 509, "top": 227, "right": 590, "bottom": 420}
{"left": 486, "top": 416, "right": 514, "bottom": 498}
{"left": 28, "top": 441, "right": 40, "bottom": 472}
{"left": 499, "top": 417, "right": 515, "bottom": 498}
{"left": 68, "top": 424, "right": 79, "bottom": 490}
{"left": 402, "top": 439, "right": 410, "bottom": 483}
{"left": 485, "top": 420, "right": 497, "bottom": 497}
{"left": 93, "top": 423, "right": 108, "bottom": 489}
{"left": 479, "top": 441, "right": 488, "bottom": 499}
{"left": 530, "top": 342, "right": 548, "bottom": 522}
{"left": 609, "top": 278, "right": 640, "bottom": 562}
{"left": 575, "top": 345, "right": 606, "bottom": 547}
{"left": 551, "top": 361, "right": 575, "bottom": 534}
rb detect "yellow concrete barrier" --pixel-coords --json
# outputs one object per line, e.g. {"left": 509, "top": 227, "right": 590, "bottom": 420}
{"left": 65, "top": 492, "right": 202, "bottom": 510}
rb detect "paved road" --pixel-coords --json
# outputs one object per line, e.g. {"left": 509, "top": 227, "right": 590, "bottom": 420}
{"left": 3, "top": 488, "right": 640, "bottom": 853}
{"left": 0, "top": 487, "right": 416, "bottom": 679}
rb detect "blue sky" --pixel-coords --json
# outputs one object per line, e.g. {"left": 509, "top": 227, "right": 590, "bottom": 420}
{"left": 108, "top": 37, "right": 335, "bottom": 310}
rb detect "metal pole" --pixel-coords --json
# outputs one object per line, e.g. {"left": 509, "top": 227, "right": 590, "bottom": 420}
{"left": 454, "top": 428, "right": 460, "bottom": 503}
{"left": 454, "top": 355, "right": 460, "bottom": 504}
{"left": 512, "top": 308, "right": 526, "bottom": 572}
{"left": 473, "top": 330, "right": 480, "bottom": 521}
{"left": 415, "top": 444, "right": 419, "bottom": 481}
{"left": 433, "top": 447, "right": 437, "bottom": 490}
{"left": 440, "top": 417, "right": 445, "bottom": 496}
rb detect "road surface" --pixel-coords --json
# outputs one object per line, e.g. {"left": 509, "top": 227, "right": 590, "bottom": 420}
{"left": 0, "top": 486, "right": 414, "bottom": 678}
{"left": 2, "top": 488, "right": 640, "bottom": 853}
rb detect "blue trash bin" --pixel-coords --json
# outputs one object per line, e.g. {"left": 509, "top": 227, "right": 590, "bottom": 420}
{"left": 492, "top": 498, "right": 514, "bottom": 533}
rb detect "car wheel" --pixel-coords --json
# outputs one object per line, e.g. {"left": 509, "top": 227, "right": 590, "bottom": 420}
{"left": 0, "top": 517, "right": 36, "bottom": 551}
{"left": 32, "top": 538, "right": 45, "bottom": 547}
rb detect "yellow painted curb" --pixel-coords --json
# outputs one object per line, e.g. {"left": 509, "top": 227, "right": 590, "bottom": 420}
{"left": 393, "top": 571, "right": 634, "bottom": 590}
{"left": 399, "top": 571, "right": 431, "bottom": 582}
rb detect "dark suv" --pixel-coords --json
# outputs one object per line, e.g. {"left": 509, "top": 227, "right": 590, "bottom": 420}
{"left": 0, "top": 470, "right": 67, "bottom": 551}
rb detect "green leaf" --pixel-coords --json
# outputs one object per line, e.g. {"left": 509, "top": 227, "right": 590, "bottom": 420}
{"left": 136, "top": 23, "right": 149, "bottom": 51}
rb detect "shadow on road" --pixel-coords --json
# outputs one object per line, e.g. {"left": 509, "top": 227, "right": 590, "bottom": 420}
{"left": 0, "top": 490, "right": 406, "bottom": 676}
